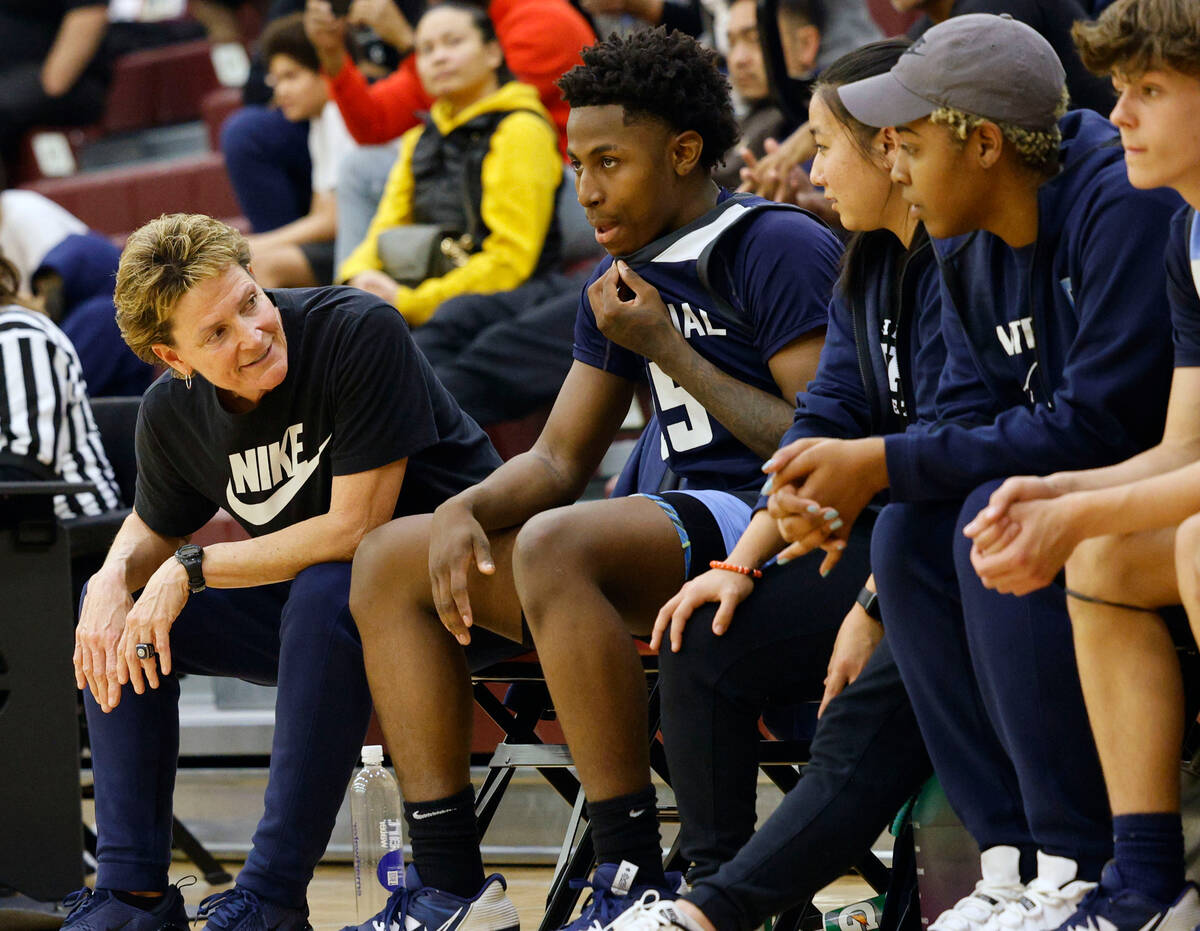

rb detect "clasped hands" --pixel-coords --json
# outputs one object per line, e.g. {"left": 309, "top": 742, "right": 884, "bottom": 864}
{"left": 761, "top": 436, "right": 888, "bottom": 573}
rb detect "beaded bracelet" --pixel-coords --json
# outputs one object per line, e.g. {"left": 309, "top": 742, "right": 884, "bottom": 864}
{"left": 709, "top": 560, "right": 763, "bottom": 579}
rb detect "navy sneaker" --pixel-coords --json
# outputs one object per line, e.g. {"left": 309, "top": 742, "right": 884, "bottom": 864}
{"left": 562, "top": 862, "right": 686, "bottom": 931}
{"left": 339, "top": 864, "right": 519, "bottom": 931}
{"left": 60, "top": 885, "right": 189, "bottom": 930}
{"left": 197, "top": 887, "right": 313, "bottom": 930}
{"left": 1053, "top": 863, "right": 1200, "bottom": 931}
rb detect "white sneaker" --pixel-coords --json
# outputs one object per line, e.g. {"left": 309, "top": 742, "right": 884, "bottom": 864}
{"left": 602, "top": 893, "right": 706, "bottom": 931}
{"left": 930, "top": 846, "right": 1026, "bottom": 931}
{"left": 987, "top": 852, "right": 1096, "bottom": 931}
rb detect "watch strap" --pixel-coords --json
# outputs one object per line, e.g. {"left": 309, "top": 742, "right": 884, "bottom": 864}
{"left": 856, "top": 586, "right": 881, "bottom": 623}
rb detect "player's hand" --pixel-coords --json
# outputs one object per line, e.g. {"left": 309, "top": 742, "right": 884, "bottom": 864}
{"left": 588, "top": 261, "right": 679, "bottom": 359}
{"left": 651, "top": 567, "right": 756, "bottom": 653}
{"left": 766, "top": 486, "right": 845, "bottom": 573}
{"left": 968, "top": 495, "right": 1083, "bottom": 596}
{"left": 962, "top": 475, "right": 1062, "bottom": 555}
{"left": 763, "top": 437, "right": 887, "bottom": 570}
{"left": 349, "top": 270, "right": 402, "bottom": 307}
{"left": 428, "top": 499, "right": 495, "bottom": 645}
{"left": 347, "top": 0, "right": 412, "bottom": 52}
{"left": 818, "top": 602, "right": 883, "bottom": 717}
{"left": 75, "top": 569, "right": 134, "bottom": 712}
{"left": 117, "top": 557, "right": 188, "bottom": 696}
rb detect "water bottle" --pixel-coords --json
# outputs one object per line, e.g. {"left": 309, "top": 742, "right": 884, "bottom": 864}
{"left": 350, "top": 744, "right": 405, "bottom": 921}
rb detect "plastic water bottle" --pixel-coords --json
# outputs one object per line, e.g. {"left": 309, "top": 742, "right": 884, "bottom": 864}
{"left": 350, "top": 745, "right": 405, "bottom": 921}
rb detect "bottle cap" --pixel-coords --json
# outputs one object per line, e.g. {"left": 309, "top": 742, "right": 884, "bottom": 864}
{"left": 361, "top": 744, "right": 384, "bottom": 766}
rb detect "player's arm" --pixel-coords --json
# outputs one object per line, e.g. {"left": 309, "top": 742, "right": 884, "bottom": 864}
{"left": 595, "top": 260, "right": 819, "bottom": 460}
{"left": 446, "top": 361, "right": 636, "bottom": 532}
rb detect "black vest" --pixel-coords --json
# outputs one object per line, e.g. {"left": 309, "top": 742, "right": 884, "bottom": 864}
{"left": 408, "top": 108, "right": 562, "bottom": 276}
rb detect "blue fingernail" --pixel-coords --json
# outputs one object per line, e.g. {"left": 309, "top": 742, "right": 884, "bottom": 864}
{"left": 819, "top": 566, "right": 830, "bottom": 577}
{"left": 776, "top": 556, "right": 791, "bottom": 565}
{"left": 829, "top": 518, "right": 844, "bottom": 531}
{"left": 762, "top": 458, "right": 776, "bottom": 471}
{"left": 761, "top": 476, "right": 774, "bottom": 494}
{"left": 806, "top": 504, "right": 821, "bottom": 514}
{"left": 824, "top": 509, "right": 839, "bottom": 520}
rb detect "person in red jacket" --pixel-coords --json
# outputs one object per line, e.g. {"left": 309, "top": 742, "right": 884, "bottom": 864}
{"left": 305, "top": 0, "right": 593, "bottom": 156}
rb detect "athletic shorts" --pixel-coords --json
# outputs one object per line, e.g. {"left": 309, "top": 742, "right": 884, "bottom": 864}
{"left": 636, "top": 488, "right": 758, "bottom": 580}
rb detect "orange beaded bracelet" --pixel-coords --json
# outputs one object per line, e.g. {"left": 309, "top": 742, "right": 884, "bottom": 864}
{"left": 709, "top": 560, "right": 763, "bottom": 579}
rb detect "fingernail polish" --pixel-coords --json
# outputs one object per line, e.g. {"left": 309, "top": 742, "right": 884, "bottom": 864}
{"left": 829, "top": 518, "right": 843, "bottom": 531}
{"left": 823, "top": 509, "right": 839, "bottom": 520}
{"left": 806, "top": 504, "right": 820, "bottom": 514}
{"left": 760, "top": 476, "right": 774, "bottom": 495}
{"left": 762, "top": 458, "right": 776, "bottom": 472}
{"left": 776, "top": 556, "right": 791, "bottom": 565}
{"left": 819, "top": 566, "right": 830, "bottom": 577}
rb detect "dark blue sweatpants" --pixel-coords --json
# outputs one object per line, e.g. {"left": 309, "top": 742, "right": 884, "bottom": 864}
{"left": 82, "top": 562, "right": 372, "bottom": 909}
{"left": 220, "top": 105, "right": 313, "bottom": 233}
{"left": 872, "top": 480, "right": 1111, "bottom": 875}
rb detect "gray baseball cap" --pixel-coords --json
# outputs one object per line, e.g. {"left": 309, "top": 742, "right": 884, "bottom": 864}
{"left": 837, "top": 13, "right": 1066, "bottom": 131}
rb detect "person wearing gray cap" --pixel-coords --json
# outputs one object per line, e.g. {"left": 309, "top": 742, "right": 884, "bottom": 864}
{"left": 761, "top": 12, "right": 1185, "bottom": 931}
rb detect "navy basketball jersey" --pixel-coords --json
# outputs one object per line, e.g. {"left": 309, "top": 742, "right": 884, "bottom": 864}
{"left": 573, "top": 191, "right": 842, "bottom": 493}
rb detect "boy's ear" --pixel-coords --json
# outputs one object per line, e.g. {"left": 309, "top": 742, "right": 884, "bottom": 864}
{"left": 878, "top": 127, "right": 900, "bottom": 165}
{"left": 671, "top": 129, "right": 706, "bottom": 177}
{"left": 972, "top": 121, "right": 1005, "bottom": 169}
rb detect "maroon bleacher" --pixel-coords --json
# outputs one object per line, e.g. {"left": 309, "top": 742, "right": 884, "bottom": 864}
{"left": 22, "top": 152, "right": 241, "bottom": 237}
{"left": 16, "top": 39, "right": 222, "bottom": 184}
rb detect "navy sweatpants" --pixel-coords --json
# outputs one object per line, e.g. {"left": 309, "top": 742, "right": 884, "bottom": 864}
{"left": 658, "top": 521, "right": 932, "bottom": 931}
{"left": 872, "top": 480, "right": 1111, "bottom": 875}
{"left": 83, "top": 562, "right": 372, "bottom": 909}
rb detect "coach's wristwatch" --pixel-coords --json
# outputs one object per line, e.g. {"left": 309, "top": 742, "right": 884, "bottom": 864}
{"left": 856, "top": 586, "right": 881, "bottom": 623}
{"left": 175, "top": 543, "right": 206, "bottom": 594}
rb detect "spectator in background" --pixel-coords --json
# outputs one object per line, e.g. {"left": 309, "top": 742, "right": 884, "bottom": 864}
{"left": 235, "top": 12, "right": 358, "bottom": 289}
{"left": 305, "top": 0, "right": 594, "bottom": 268}
{"left": 0, "top": 188, "right": 87, "bottom": 293}
{"left": 714, "top": 0, "right": 814, "bottom": 189}
{"left": 740, "top": 0, "right": 1115, "bottom": 204}
{"left": 0, "top": 0, "right": 109, "bottom": 186}
{"left": 30, "top": 233, "right": 155, "bottom": 397}
{"left": 0, "top": 247, "right": 122, "bottom": 520}
{"left": 337, "top": 2, "right": 561, "bottom": 327}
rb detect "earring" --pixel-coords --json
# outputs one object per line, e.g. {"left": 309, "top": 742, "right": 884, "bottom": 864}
{"left": 182, "top": 371, "right": 193, "bottom": 389}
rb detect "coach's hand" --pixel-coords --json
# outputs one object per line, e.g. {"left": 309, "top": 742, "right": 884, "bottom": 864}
{"left": 818, "top": 601, "right": 883, "bottom": 718}
{"left": 652, "top": 567, "right": 756, "bottom": 653}
{"left": 117, "top": 557, "right": 187, "bottom": 696}
{"left": 589, "top": 261, "right": 679, "bottom": 360}
{"left": 765, "top": 485, "right": 843, "bottom": 573}
{"left": 75, "top": 569, "right": 135, "bottom": 713}
{"left": 428, "top": 499, "right": 494, "bottom": 645}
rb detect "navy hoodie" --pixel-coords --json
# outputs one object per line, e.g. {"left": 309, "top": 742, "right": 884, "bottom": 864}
{"left": 884, "top": 110, "right": 1180, "bottom": 501}
{"left": 35, "top": 233, "right": 154, "bottom": 398}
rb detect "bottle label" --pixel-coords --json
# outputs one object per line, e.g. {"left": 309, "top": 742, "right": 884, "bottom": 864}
{"left": 378, "top": 818, "right": 404, "bottom": 850}
{"left": 823, "top": 895, "right": 884, "bottom": 931}
{"left": 377, "top": 848, "right": 406, "bottom": 891}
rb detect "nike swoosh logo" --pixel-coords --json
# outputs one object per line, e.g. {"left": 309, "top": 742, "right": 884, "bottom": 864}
{"left": 225, "top": 435, "right": 331, "bottom": 525}
{"left": 435, "top": 908, "right": 464, "bottom": 931}
{"left": 411, "top": 807, "right": 456, "bottom": 821}
{"left": 628, "top": 809, "right": 645, "bottom": 818}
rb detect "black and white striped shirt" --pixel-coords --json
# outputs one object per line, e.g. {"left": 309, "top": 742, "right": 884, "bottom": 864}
{"left": 0, "top": 304, "right": 122, "bottom": 519}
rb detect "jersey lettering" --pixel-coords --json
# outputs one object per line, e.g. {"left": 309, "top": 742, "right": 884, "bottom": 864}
{"left": 649, "top": 362, "right": 714, "bottom": 454}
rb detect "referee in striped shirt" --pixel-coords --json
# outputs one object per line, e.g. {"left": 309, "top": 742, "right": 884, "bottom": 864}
{"left": 0, "top": 248, "right": 121, "bottom": 519}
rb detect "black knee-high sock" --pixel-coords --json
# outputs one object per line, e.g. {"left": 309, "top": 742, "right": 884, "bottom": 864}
{"left": 586, "top": 787, "right": 666, "bottom": 887}
{"left": 404, "top": 787, "right": 486, "bottom": 898}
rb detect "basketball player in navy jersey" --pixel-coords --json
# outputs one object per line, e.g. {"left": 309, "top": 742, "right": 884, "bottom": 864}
{"left": 343, "top": 27, "right": 844, "bottom": 931}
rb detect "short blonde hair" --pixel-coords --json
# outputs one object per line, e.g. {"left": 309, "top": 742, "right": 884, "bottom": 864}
{"left": 930, "top": 87, "right": 1070, "bottom": 175}
{"left": 115, "top": 213, "right": 251, "bottom": 366}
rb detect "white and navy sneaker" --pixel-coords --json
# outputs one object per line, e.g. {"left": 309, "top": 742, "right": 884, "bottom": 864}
{"left": 988, "top": 853, "right": 1095, "bottom": 931}
{"left": 600, "top": 892, "right": 706, "bottom": 931}
{"left": 562, "top": 862, "right": 687, "bottom": 931}
{"left": 197, "top": 887, "right": 313, "bottom": 930}
{"left": 929, "top": 846, "right": 1026, "bottom": 931}
{"left": 1052, "top": 863, "right": 1200, "bottom": 931}
{"left": 60, "top": 884, "right": 189, "bottom": 930}
{"left": 340, "top": 865, "right": 519, "bottom": 931}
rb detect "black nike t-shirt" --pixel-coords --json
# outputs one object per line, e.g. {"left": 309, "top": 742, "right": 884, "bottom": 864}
{"left": 134, "top": 286, "right": 501, "bottom": 539}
